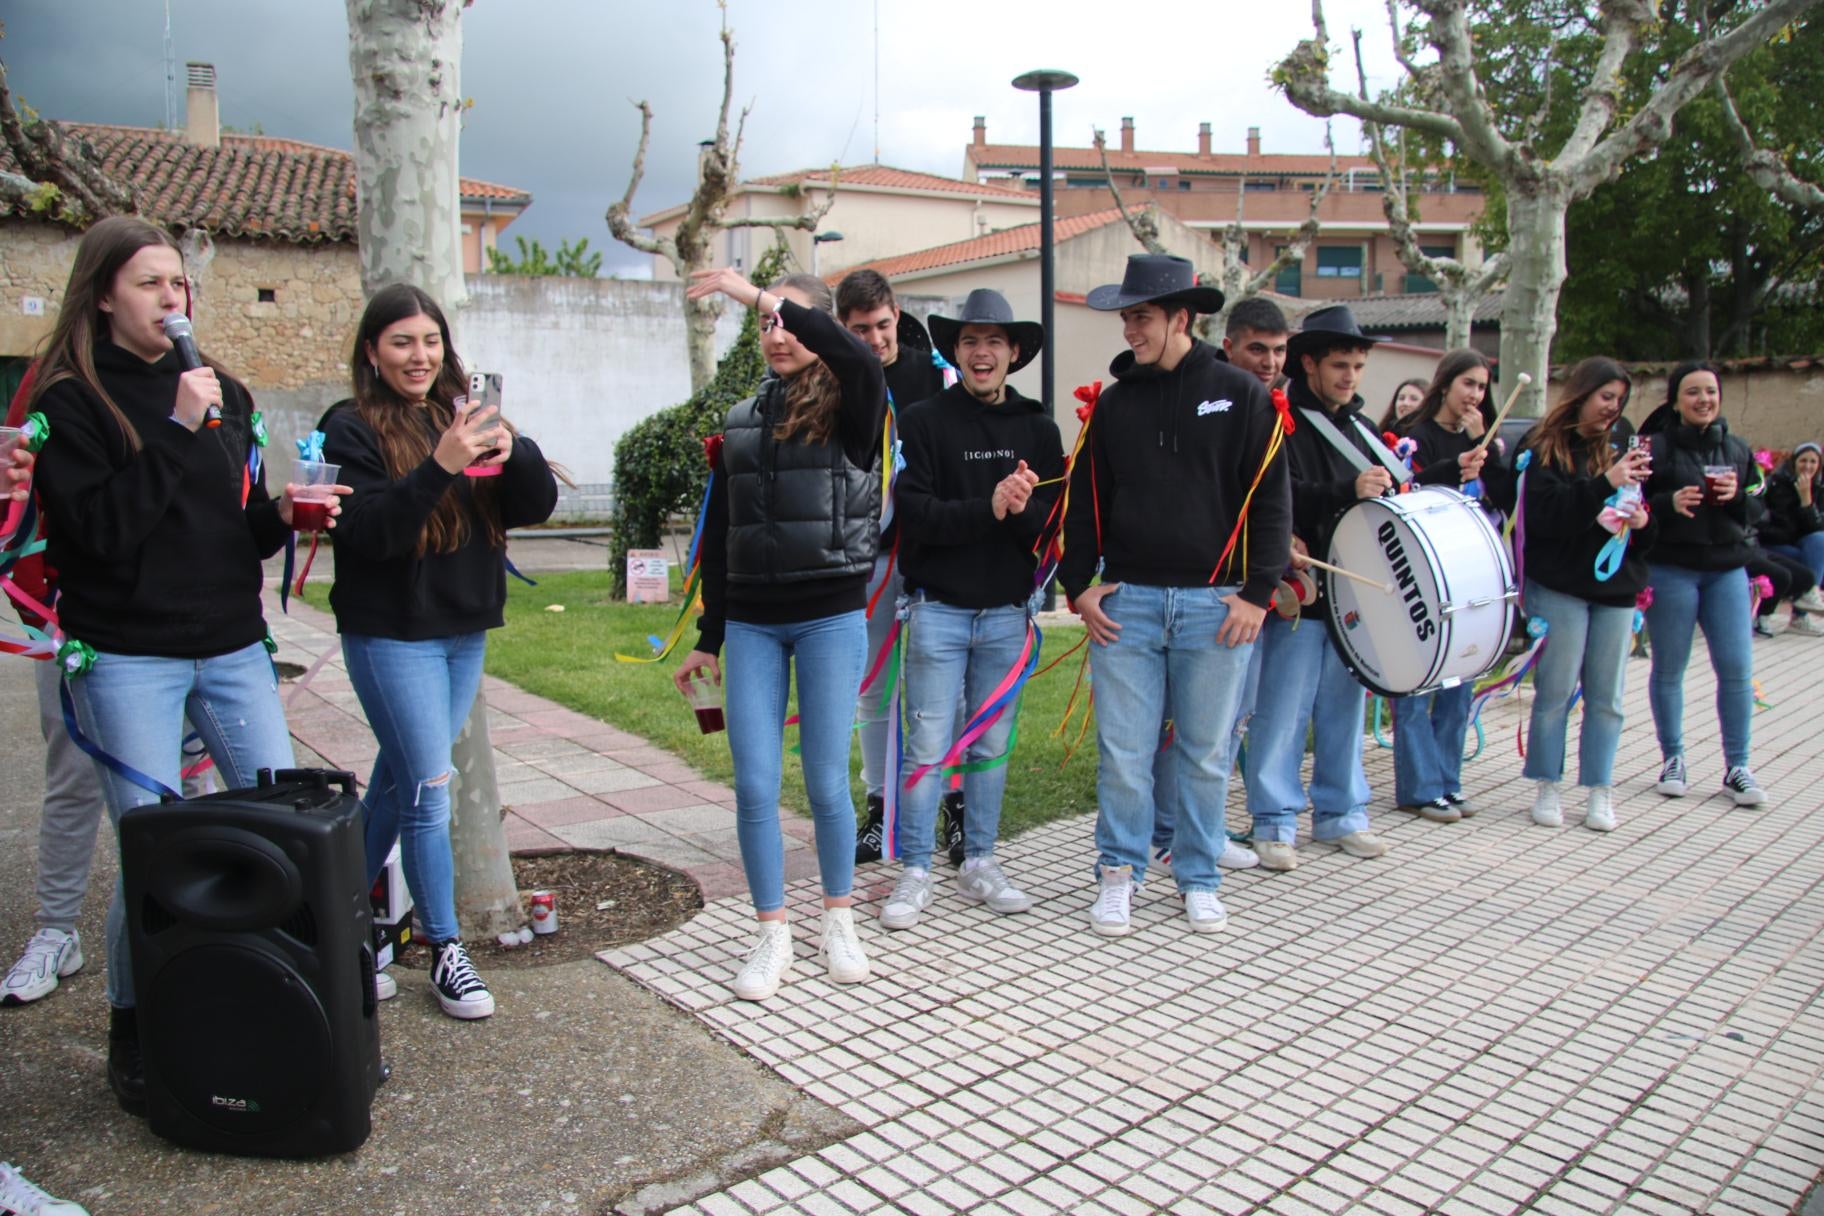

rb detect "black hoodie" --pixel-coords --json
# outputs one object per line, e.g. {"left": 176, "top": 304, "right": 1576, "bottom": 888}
{"left": 896, "top": 381, "right": 1065, "bottom": 609}
{"left": 1280, "top": 376, "right": 1389, "bottom": 563}
{"left": 1639, "top": 417, "right": 1754, "bottom": 571}
{"left": 1058, "top": 339, "right": 1291, "bottom": 607}
{"left": 1517, "top": 431, "right": 1659, "bottom": 606}
{"left": 34, "top": 342, "right": 289, "bottom": 658}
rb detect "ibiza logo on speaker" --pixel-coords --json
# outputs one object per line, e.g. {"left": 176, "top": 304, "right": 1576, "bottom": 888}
{"left": 211, "top": 1094, "right": 264, "bottom": 1114}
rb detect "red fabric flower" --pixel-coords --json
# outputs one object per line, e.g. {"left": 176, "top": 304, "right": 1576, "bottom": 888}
{"left": 1271, "top": 388, "right": 1296, "bottom": 434}
{"left": 703, "top": 433, "right": 724, "bottom": 470}
{"left": 1074, "top": 380, "right": 1101, "bottom": 422}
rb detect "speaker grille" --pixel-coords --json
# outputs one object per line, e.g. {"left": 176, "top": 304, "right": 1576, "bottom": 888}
{"left": 279, "top": 903, "right": 319, "bottom": 947}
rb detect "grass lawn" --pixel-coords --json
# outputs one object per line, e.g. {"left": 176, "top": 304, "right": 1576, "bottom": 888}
{"left": 486, "top": 569, "right": 1101, "bottom": 838}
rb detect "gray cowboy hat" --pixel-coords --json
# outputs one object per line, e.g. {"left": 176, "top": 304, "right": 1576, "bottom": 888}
{"left": 1085, "top": 253, "right": 1225, "bottom": 315}
{"left": 1285, "top": 303, "right": 1387, "bottom": 362}
{"left": 927, "top": 288, "right": 1045, "bottom": 374}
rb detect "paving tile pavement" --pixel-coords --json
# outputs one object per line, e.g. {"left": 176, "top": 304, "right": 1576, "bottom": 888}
{"left": 600, "top": 630, "right": 1824, "bottom": 1215}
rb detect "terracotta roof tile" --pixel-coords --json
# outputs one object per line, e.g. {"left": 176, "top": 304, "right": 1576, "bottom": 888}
{"left": 0, "top": 123, "right": 530, "bottom": 244}
{"left": 747, "top": 163, "right": 1035, "bottom": 200}
{"left": 1343, "top": 290, "right": 1506, "bottom": 331}
{"left": 835, "top": 208, "right": 1128, "bottom": 281}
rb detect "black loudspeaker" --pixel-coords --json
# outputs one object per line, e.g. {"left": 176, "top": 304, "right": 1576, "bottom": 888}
{"left": 121, "top": 768, "right": 383, "bottom": 1157}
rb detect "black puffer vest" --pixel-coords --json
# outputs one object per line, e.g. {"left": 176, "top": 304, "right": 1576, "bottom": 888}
{"left": 722, "top": 375, "right": 879, "bottom": 585}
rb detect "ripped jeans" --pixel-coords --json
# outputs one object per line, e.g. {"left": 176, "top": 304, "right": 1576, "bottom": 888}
{"left": 343, "top": 631, "right": 487, "bottom": 944}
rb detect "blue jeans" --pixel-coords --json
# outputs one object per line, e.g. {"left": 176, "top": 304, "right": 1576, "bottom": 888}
{"left": 1768, "top": 534, "right": 1824, "bottom": 585}
{"left": 1644, "top": 563, "right": 1753, "bottom": 768}
{"left": 1087, "top": 584, "right": 1254, "bottom": 894}
{"left": 1245, "top": 615, "right": 1371, "bottom": 844}
{"left": 342, "top": 632, "right": 487, "bottom": 944}
{"left": 1152, "top": 642, "right": 1262, "bottom": 849}
{"left": 857, "top": 559, "right": 967, "bottom": 799}
{"left": 1522, "top": 580, "right": 1633, "bottom": 787}
{"left": 1391, "top": 683, "right": 1472, "bottom": 806}
{"left": 725, "top": 612, "right": 866, "bottom": 913}
{"left": 65, "top": 642, "right": 295, "bottom": 1008}
{"left": 896, "top": 598, "right": 1030, "bottom": 869}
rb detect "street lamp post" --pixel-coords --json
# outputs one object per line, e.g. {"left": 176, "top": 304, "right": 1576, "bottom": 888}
{"left": 1011, "top": 69, "right": 1079, "bottom": 415}
{"left": 811, "top": 229, "right": 845, "bottom": 277}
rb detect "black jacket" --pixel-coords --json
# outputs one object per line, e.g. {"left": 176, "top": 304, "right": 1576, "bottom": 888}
{"left": 321, "top": 401, "right": 558, "bottom": 639}
{"left": 1760, "top": 470, "right": 1824, "bottom": 549}
{"left": 1641, "top": 419, "right": 1755, "bottom": 571}
{"left": 1059, "top": 339, "right": 1291, "bottom": 607}
{"left": 34, "top": 342, "right": 288, "bottom": 658}
{"left": 1518, "top": 432, "right": 1659, "bottom": 607}
{"left": 896, "top": 382, "right": 1065, "bottom": 609}
{"left": 697, "top": 299, "right": 887, "bottom": 656}
{"left": 1280, "top": 377, "right": 1396, "bottom": 567}
{"left": 1406, "top": 417, "right": 1516, "bottom": 512}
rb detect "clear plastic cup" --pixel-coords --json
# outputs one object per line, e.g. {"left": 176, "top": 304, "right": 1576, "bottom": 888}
{"left": 291, "top": 458, "right": 341, "bottom": 532}
{"left": 0, "top": 426, "right": 22, "bottom": 464}
{"left": 1702, "top": 464, "right": 1734, "bottom": 506}
{"left": 682, "top": 674, "right": 725, "bottom": 735}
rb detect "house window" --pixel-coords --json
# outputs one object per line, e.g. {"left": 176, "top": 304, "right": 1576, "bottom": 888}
{"left": 1316, "top": 245, "right": 1364, "bottom": 279}
{"left": 1402, "top": 244, "right": 1458, "bottom": 294}
{"left": 1275, "top": 247, "right": 1301, "bottom": 296}
{"left": 257, "top": 288, "right": 277, "bottom": 303}
{"left": 1178, "top": 179, "right": 1191, "bottom": 191}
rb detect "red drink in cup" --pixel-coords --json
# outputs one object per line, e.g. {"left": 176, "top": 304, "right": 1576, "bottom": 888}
{"left": 291, "top": 458, "right": 340, "bottom": 532}
{"left": 683, "top": 674, "right": 725, "bottom": 735}
{"left": 1702, "top": 464, "right": 1733, "bottom": 506}
{"left": 291, "top": 499, "right": 331, "bottom": 531}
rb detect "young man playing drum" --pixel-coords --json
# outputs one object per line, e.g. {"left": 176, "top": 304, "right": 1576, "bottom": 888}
{"left": 1243, "top": 304, "right": 1398, "bottom": 871}
{"left": 1062, "top": 254, "right": 1292, "bottom": 936}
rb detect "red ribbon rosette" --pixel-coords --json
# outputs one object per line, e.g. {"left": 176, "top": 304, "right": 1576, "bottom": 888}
{"left": 703, "top": 432, "right": 724, "bottom": 470}
{"left": 1272, "top": 388, "right": 1296, "bottom": 434}
{"left": 1073, "top": 380, "right": 1101, "bottom": 422}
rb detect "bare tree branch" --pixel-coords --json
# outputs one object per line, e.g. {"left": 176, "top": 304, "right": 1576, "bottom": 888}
{"left": 1555, "top": 0, "right": 1655, "bottom": 163}
{"left": 1419, "top": 0, "right": 1518, "bottom": 171}
{"left": 1095, "top": 127, "right": 1165, "bottom": 254}
{"left": 719, "top": 165, "right": 840, "bottom": 233}
{"left": 603, "top": 98, "right": 682, "bottom": 266}
{"left": 0, "top": 57, "right": 137, "bottom": 222}
{"left": 1275, "top": 0, "right": 1469, "bottom": 147}
{"left": 1713, "top": 74, "right": 1824, "bottom": 211}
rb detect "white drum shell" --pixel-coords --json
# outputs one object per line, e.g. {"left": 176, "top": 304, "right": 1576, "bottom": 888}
{"left": 1322, "top": 487, "right": 1515, "bottom": 697}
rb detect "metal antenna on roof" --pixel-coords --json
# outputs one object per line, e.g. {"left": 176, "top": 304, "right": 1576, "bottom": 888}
{"left": 872, "top": 0, "right": 879, "bottom": 162}
{"left": 162, "top": 0, "right": 176, "bottom": 130}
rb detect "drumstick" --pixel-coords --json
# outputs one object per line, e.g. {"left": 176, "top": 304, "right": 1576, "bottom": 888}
{"left": 1471, "top": 372, "right": 1533, "bottom": 456}
{"left": 1298, "top": 555, "right": 1395, "bottom": 596}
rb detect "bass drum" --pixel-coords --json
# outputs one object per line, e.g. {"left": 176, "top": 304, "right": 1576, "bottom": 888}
{"left": 1321, "top": 486, "right": 1515, "bottom": 697}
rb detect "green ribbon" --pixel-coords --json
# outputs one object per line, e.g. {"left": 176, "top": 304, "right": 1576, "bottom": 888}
{"left": 250, "top": 410, "right": 269, "bottom": 447}
{"left": 23, "top": 412, "right": 49, "bottom": 453}
{"left": 57, "top": 639, "right": 96, "bottom": 677}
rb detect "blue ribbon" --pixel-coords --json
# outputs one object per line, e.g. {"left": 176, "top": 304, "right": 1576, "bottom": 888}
{"left": 59, "top": 678, "right": 179, "bottom": 801}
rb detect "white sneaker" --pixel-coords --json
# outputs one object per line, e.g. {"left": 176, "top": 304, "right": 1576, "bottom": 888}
{"left": 879, "top": 867, "right": 933, "bottom": 931}
{"left": 732, "top": 920, "right": 794, "bottom": 1001}
{"left": 1531, "top": 780, "right": 1563, "bottom": 827}
{"left": 1088, "top": 865, "right": 1133, "bottom": 937}
{"left": 1327, "top": 831, "right": 1390, "bottom": 859}
{"left": 429, "top": 939, "right": 494, "bottom": 1019}
{"left": 373, "top": 968, "right": 397, "bottom": 1002}
{"left": 1584, "top": 785, "right": 1616, "bottom": 832}
{"left": 1791, "top": 613, "right": 1824, "bottom": 636}
{"left": 1150, "top": 847, "right": 1174, "bottom": 879}
{"left": 1255, "top": 841, "right": 1299, "bottom": 871}
{"left": 1183, "top": 890, "right": 1229, "bottom": 933}
{"left": 2, "top": 928, "right": 83, "bottom": 1006}
{"left": 1656, "top": 755, "right": 1688, "bottom": 797}
{"left": 0, "top": 1162, "right": 89, "bottom": 1216}
{"left": 1723, "top": 766, "right": 1768, "bottom": 807}
{"left": 1794, "top": 589, "right": 1824, "bottom": 613}
{"left": 819, "top": 907, "right": 870, "bottom": 984}
{"left": 1219, "top": 839, "right": 1259, "bottom": 870}
{"left": 956, "top": 857, "right": 1032, "bottom": 914}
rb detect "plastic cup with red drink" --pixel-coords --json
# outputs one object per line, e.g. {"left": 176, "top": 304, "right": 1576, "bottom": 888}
{"left": 1702, "top": 464, "right": 1734, "bottom": 506}
{"left": 291, "top": 458, "right": 340, "bottom": 532}
{"left": 682, "top": 672, "right": 725, "bottom": 735}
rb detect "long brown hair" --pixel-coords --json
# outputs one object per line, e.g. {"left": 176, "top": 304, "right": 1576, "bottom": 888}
{"left": 348, "top": 284, "right": 500, "bottom": 554}
{"left": 770, "top": 273, "right": 842, "bottom": 445}
{"left": 28, "top": 216, "right": 233, "bottom": 454}
{"left": 1377, "top": 378, "right": 1426, "bottom": 432}
{"left": 1528, "top": 356, "right": 1633, "bottom": 476}
{"left": 1395, "top": 349, "right": 1491, "bottom": 437}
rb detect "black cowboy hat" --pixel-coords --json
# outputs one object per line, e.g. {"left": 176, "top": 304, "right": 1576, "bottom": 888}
{"left": 1285, "top": 303, "right": 1386, "bottom": 362}
{"left": 1086, "top": 253, "right": 1225, "bottom": 315}
{"left": 927, "top": 288, "right": 1045, "bottom": 375}
{"left": 896, "top": 308, "right": 934, "bottom": 356}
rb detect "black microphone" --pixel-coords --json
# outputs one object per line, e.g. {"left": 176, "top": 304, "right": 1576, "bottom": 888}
{"left": 161, "top": 312, "right": 221, "bottom": 428}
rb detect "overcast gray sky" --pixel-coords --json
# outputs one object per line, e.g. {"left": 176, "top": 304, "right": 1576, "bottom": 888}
{"left": 4, "top": 0, "right": 1401, "bottom": 277}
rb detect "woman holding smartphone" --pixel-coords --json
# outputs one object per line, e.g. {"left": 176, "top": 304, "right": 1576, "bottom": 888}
{"left": 672, "top": 268, "right": 887, "bottom": 1003}
{"left": 1637, "top": 361, "right": 1764, "bottom": 807}
{"left": 322, "top": 283, "right": 558, "bottom": 1020}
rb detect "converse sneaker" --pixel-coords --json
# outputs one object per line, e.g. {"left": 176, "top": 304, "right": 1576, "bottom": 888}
{"left": 1088, "top": 865, "right": 1133, "bottom": 937}
{"left": 731, "top": 920, "right": 793, "bottom": 1001}
{"left": 1150, "top": 846, "right": 1174, "bottom": 879}
{"left": 1221, "top": 840, "right": 1260, "bottom": 869}
{"left": 1183, "top": 890, "right": 1229, "bottom": 934}
{"left": 1656, "top": 755, "right": 1688, "bottom": 797}
{"left": 1723, "top": 766, "right": 1767, "bottom": 807}
{"left": 1791, "top": 614, "right": 1824, "bottom": 637}
{"left": 956, "top": 856, "right": 1032, "bottom": 914}
{"left": 1753, "top": 616, "right": 1776, "bottom": 639}
{"left": 1531, "top": 780, "right": 1563, "bottom": 827}
{"left": 1399, "top": 797, "right": 1460, "bottom": 823}
{"left": 819, "top": 907, "right": 870, "bottom": 984}
{"left": 939, "top": 791, "right": 966, "bottom": 866}
{"left": 0, "top": 1162, "right": 90, "bottom": 1216}
{"left": 1584, "top": 785, "right": 1616, "bottom": 832}
{"left": 429, "top": 939, "right": 494, "bottom": 1020}
{"left": 1327, "top": 831, "right": 1390, "bottom": 859}
{"left": 879, "top": 867, "right": 933, "bottom": 931}
{"left": 373, "top": 968, "right": 398, "bottom": 1002}
{"left": 2, "top": 928, "right": 83, "bottom": 1006}
{"left": 1795, "top": 588, "right": 1824, "bottom": 613}
{"left": 1443, "top": 792, "right": 1477, "bottom": 818}
{"left": 1255, "top": 841, "right": 1299, "bottom": 871}
{"left": 854, "top": 793, "right": 885, "bottom": 864}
